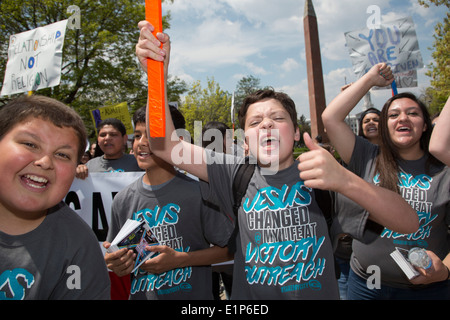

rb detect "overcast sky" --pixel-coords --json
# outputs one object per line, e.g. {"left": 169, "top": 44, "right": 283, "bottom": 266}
{"left": 162, "top": 0, "right": 446, "bottom": 118}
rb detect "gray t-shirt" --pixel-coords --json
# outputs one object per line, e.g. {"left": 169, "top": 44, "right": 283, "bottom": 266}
{"left": 349, "top": 136, "right": 450, "bottom": 287}
{"left": 107, "top": 172, "right": 233, "bottom": 300}
{"left": 86, "top": 154, "right": 142, "bottom": 173}
{"left": 200, "top": 151, "right": 362, "bottom": 300}
{"left": 0, "top": 202, "right": 110, "bottom": 300}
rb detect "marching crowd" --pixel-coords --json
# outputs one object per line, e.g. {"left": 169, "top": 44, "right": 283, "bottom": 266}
{"left": 0, "top": 20, "right": 448, "bottom": 301}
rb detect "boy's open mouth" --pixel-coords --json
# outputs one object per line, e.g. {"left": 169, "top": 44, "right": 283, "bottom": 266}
{"left": 261, "top": 136, "right": 278, "bottom": 147}
{"left": 22, "top": 174, "right": 48, "bottom": 189}
{"left": 137, "top": 150, "right": 154, "bottom": 158}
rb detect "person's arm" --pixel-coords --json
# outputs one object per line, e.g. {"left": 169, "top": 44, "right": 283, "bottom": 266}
{"left": 136, "top": 20, "right": 209, "bottom": 181}
{"left": 298, "top": 133, "right": 419, "bottom": 234}
{"left": 322, "top": 63, "right": 393, "bottom": 164}
{"left": 138, "top": 245, "right": 233, "bottom": 275}
{"left": 429, "top": 96, "right": 450, "bottom": 166}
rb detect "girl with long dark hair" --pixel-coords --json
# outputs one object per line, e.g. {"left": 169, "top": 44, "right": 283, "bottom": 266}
{"left": 322, "top": 63, "right": 450, "bottom": 300}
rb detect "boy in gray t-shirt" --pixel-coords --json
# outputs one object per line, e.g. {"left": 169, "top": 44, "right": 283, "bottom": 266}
{"left": 202, "top": 151, "right": 342, "bottom": 299}
{"left": 0, "top": 95, "right": 110, "bottom": 300}
{"left": 86, "top": 152, "right": 141, "bottom": 173}
{"left": 75, "top": 117, "right": 142, "bottom": 300}
{"left": 76, "top": 118, "right": 142, "bottom": 179}
{"left": 135, "top": 21, "right": 419, "bottom": 299}
{"left": 104, "top": 107, "right": 233, "bottom": 300}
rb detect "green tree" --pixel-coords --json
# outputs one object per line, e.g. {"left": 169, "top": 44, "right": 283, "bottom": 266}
{"left": 232, "top": 75, "right": 272, "bottom": 128}
{"left": 180, "top": 78, "right": 232, "bottom": 135}
{"left": 233, "top": 75, "right": 261, "bottom": 109}
{"left": 418, "top": 0, "right": 449, "bottom": 114}
{"left": 0, "top": 0, "right": 177, "bottom": 138}
{"left": 167, "top": 75, "right": 188, "bottom": 106}
{"left": 297, "top": 115, "right": 311, "bottom": 147}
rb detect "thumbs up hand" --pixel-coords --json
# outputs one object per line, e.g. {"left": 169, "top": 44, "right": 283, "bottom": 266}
{"left": 297, "top": 133, "right": 343, "bottom": 192}
{"left": 297, "top": 135, "right": 421, "bottom": 235}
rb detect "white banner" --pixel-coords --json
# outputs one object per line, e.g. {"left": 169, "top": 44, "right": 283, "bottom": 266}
{"left": 344, "top": 16, "right": 423, "bottom": 88}
{"left": 64, "top": 172, "right": 144, "bottom": 244}
{"left": 65, "top": 171, "right": 234, "bottom": 266}
{"left": 1, "top": 19, "right": 68, "bottom": 96}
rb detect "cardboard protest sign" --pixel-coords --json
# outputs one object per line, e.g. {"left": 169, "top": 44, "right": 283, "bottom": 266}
{"left": 145, "top": 0, "right": 166, "bottom": 137}
{"left": 91, "top": 102, "right": 134, "bottom": 135}
{"left": 1, "top": 20, "right": 68, "bottom": 96}
{"left": 345, "top": 16, "right": 423, "bottom": 88}
{"left": 392, "top": 69, "right": 418, "bottom": 89}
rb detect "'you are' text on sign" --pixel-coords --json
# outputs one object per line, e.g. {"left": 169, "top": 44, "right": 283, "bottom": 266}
{"left": 344, "top": 16, "right": 423, "bottom": 88}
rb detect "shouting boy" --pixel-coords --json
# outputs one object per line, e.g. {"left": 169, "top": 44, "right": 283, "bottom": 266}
{"left": 136, "top": 21, "right": 418, "bottom": 299}
{"left": 103, "top": 106, "right": 233, "bottom": 300}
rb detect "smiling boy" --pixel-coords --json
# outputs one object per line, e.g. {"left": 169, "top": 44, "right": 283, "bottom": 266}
{"left": 76, "top": 118, "right": 142, "bottom": 179}
{"left": 104, "top": 106, "right": 232, "bottom": 300}
{"left": 0, "top": 95, "right": 110, "bottom": 300}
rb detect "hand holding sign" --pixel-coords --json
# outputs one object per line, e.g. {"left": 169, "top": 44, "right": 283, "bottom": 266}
{"left": 368, "top": 63, "right": 394, "bottom": 87}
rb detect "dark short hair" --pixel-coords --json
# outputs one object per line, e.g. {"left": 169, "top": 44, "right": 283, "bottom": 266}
{"left": 133, "top": 107, "right": 146, "bottom": 126}
{"left": 0, "top": 94, "right": 87, "bottom": 162}
{"left": 202, "top": 121, "right": 229, "bottom": 136}
{"left": 97, "top": 118, "right": 127, "bottom": 136}
{"left": 133, "top": 105, "right": 186, "bottom": 130}
{"left": 238, "top": 88, "right": 298, "bottom": 130}
{"left": 169, "top": 105, "right": 186, "bottom": 130}
{"left": 201, "top": 121, "right": 230, "bottom": 148}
